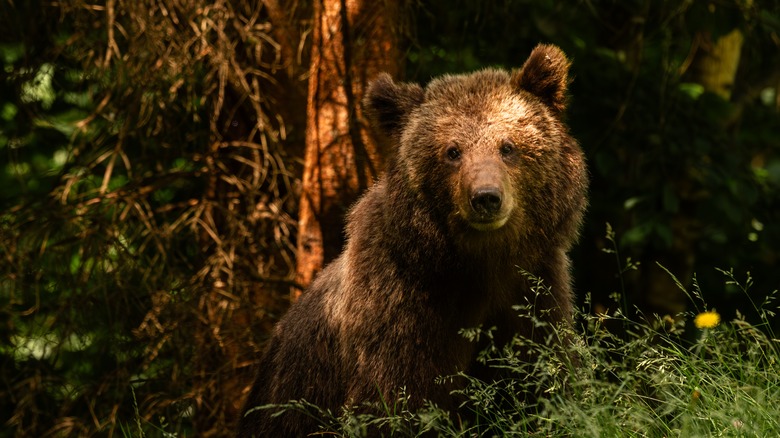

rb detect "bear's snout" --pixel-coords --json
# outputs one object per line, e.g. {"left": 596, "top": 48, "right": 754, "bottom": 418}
{"left": 460, "top": 162, "right": 513, "bottom": 231}
{"left": 470, "top": 187, "right": 503, "bottom": 215}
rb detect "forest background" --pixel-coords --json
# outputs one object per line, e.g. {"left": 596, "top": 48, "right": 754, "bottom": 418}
{"left": 1, "top": 0, "right": 779, "bottom": 436}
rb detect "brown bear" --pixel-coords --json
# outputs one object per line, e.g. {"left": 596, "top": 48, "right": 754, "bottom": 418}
{"left": 238, "top": 43, "right": 588, "bottom": 437}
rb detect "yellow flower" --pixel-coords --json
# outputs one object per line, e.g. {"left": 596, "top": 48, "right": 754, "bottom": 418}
{"left": 694, "top": 311, "right": 721, "bottom": 329}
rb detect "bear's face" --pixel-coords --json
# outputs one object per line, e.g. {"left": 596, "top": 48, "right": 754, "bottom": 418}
{"left": 365, "top": 44, "right": 587, "bottom": 247}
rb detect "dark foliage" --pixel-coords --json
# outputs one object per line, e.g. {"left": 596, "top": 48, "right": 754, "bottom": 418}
{"left": 1, "top": 0, "right": 308, "bottom": 435}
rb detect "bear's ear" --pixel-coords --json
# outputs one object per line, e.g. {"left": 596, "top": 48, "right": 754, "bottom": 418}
{"left": 512, "top": 44, "right": 571, "bottom": 113}
{"left": 364, "top": 73, "right": 424, "bottom": 138}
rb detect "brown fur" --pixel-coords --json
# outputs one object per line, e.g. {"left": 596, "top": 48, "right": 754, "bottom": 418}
{"left": 238, "top": 44, "right": 588, "bottom": 437}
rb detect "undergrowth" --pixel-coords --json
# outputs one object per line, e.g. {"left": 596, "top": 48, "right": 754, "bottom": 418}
{"left": 140, "top": 225, "right": 780, "bottom": 437}
{"left": 250, "top": 264, "right": 779, "bottom": 437}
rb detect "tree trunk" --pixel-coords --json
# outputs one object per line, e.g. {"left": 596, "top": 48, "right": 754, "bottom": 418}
{"left": 690, "top": 29, "right": 744, "bottom": 100}
{"left": 640, "top": 28, "right": 745, "bottom": 321}
{"left": 294, "top": 0, "right": 402, "bottom": 299}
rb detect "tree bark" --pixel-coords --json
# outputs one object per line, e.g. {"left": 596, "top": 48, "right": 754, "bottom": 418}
{"left": 640, "top": 28, "right": 746, "bottom": 321}
{"left": 294, "top": 0, "right": 401, "bottom": 299}
{"left": 690, "top": 29, "right": 744, "bottom": 100}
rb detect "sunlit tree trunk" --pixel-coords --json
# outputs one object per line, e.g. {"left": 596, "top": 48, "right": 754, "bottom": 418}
{"left": 690, "top": 29, "right": 744, "bottom": 100}
{"left": 641, "top": 28, "right": 745, "bottom": 320}
{"left": 294, "top": 0, "right": 402, "bottom": 299}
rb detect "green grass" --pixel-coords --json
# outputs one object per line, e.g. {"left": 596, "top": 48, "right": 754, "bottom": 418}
{"left": 272, "top": 270, "right": 779, "bottom": 437}
{"left": 131, "top": 225, "right": 779, "bottom": 437}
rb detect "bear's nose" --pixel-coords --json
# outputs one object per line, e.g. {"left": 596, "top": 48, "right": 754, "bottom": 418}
{"left": 470, "top": 188, "right": 503, "bottom": 215}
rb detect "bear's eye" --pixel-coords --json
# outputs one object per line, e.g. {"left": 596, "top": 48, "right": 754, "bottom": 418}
{"left": 500, "top": 141, "right": 515, "bottom": 157}
{"left": 446, "top": 145, "right": 461, "bottom": 161}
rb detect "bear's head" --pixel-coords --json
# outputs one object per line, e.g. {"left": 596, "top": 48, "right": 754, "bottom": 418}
{"left": 365, "top": 44, "right": 588, "bottom": 250}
